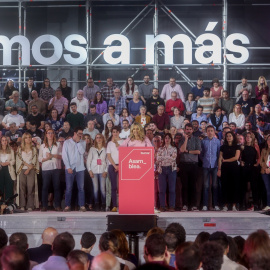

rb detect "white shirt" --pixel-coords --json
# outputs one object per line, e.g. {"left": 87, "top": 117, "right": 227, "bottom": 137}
{"left": 107, "top": 140, "right": 123, "bottom": 164}
{"left": 0, "top": 154, "right": 8, "bottom": 163}
{"left": 221, "top": 255, "right": 247, "bottom": 270}
{"left": 22, "top": 150, "right": 33, "bottom": 169}
{"left": 228, "top": 113, "right": 245, "bottom": 129}
{"left": 119, "top": 129, "right": 130, "bottom": 139}
{"left": 71, "top": 97, "right": 89, "bottom": 114}
{"left": 86, "top": 147, "right": 107, "bottom": 173}
{"left": 121, "top": 84, "right": 139, "bottom": 99}
{"left": 2, "top": 113, "right": 25, "bottom": 127}
{"left": 38, "top": 142, "right": 62, "bottom": 170}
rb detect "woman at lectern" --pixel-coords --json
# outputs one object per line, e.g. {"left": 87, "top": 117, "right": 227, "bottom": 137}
{"left": 120, "top": 122, "right": 152, "bottom": 147}
{"left": 156, "top": 133, "right": 177, "bottom": 212}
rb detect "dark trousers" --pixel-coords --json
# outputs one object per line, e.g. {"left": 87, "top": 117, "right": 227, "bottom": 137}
{"left": 261, "top": 174, "right": 270, "bottom": 206}
{"left": 175, "top": 172, "right": 182, "bottom": 208}
{"left": 108, "top": 165, "right": 118, "bottom": 208}
{"left": 180, "top": 163, "right": 198, "bottom": 207}
{"left": 42, "top": 169, "right": 61, "bottom": 208}
{"left": 0, "top": 166, "right": 13, "bottom": 201}
{"left": 84, "top": 169, "right": 94, "bottom": 205}
{"left": 158, "top": 166, "right": 176, "bottom": 208}
{"left": 221, "top": 162, "right": 240, "bottom": 205}
{"left": 241, "top": 165, "right": 259, "bottom": 207}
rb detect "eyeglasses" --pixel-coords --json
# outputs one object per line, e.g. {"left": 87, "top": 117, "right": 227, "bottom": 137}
{"left": 47, "top": 132, "right": 54, "bottom": 135}
{"left": 77, "top": 132, "right": 83, "bottom": 136}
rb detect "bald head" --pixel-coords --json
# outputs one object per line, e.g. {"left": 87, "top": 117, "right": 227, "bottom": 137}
{"left": 31, "top": 90, "right": 38, "bottom": 98}
{"left": 42, "top": 227, "right": 58, "bottom": 245}
{"left": 91, "top": 252, "right": 120, "bottom": 270}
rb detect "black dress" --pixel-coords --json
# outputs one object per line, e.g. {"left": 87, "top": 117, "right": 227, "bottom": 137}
{"left": 220, "top": 144, "right": 241, "bottom": 205}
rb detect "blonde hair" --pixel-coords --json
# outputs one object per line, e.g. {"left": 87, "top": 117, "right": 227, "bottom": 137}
{"left": 129, "top": 122, "right": 145, "bottom": 142}
{"left": 110, "top": 230, "right": 129, "bottom": 259}
{"left": 257, "top": 76, "right": 268, "bottom": 89}
{"left": 244, "top": 132, "right": 255, "bottom": 147}
{"left": 0, "top": 136, "right": 11, "bottom": 154}
{"left": 233, "top": 104, "right": 243, "bottom": 115}
{"left": 20, "top": 132, "right": 33, "bottom": 151}
{"left": 94, "top": 133, "right": 106, "bottom": 149}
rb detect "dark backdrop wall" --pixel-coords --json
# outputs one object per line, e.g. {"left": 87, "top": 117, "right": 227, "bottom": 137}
{"left": 0, "top": 0, "right": 269, "bottom": 98}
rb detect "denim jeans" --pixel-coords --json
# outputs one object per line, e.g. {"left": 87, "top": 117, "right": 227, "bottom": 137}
{"left": 158, "top": 166, "right": 176, "bottom": 208}
{"left": 42, "top": 169, "right": 61, "bottom": 208}
{"left": 65, "top": 169, "right": 85, "bottom": 207}
{"left": 203, "top": 167, "right": 218, "bottom": 207}
{"left": 108, "top": 165, "right": 118, "bottom": 208}
{"left": 262, "top": 174, "right": 270, "bottom": 206}
{"left": 92, "top": 173, "right": 106, "bottom": 205}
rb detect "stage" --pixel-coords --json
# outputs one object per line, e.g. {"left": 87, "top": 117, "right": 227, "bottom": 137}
{"left": 0, "top": 211, "right": 269, "bottom": 256}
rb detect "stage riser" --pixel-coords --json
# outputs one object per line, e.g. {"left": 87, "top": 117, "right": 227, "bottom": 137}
{"left": 1, "top": 212, "right": 269, "bottom": 255}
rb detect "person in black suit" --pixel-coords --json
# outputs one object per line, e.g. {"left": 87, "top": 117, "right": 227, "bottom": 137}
{"left": 22, "top": 77, "right": 38, "bottom": 105}
{"left": 27, "top": 227, "right": 58, "bottom": 264}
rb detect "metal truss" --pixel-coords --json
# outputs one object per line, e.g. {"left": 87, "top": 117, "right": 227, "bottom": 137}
{"left": 0, "top": 0, "right": 269, "bottom": 93}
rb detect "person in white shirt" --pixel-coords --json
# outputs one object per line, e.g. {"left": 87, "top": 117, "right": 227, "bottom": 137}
{"left": 38, "top": 129, "right": 62, "bottom": 212}
{"left": 87, "top": 133, "right": 107, "bottom": 212}
{"left": 16, "top": 133, "right": 39, "bottom": 211}
{"left": 71, "top": 90, "right": 89, "bottom": 115}
{"left": 209, "top": 231, "right": 247, "bottom": 270}
{"left": 119, "top": 119, "right": 130, "bottom": 139}
{"left": 229, "top": 104, "right": 245, "bottom": 130}
{"left": 83, "top": 120, "right": 99, "bottom": 140}
{"left": 2, "top": 107, "right": 25, "bottom": 131}
{"left": 107, "top": 127, "right": 123, "bottom": 212}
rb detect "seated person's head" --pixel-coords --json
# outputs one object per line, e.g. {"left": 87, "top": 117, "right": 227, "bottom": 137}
{"left": 175, "top": 245, "right": 201, "bottom": 270}
{"left": 144, "top": 234, "right": 167, "bottom": 262}
{"left": 52, "top": 232, "right": 75, "bottom": 258}
{"left": 1, "top": 245, "right": 30, "bottom": 270}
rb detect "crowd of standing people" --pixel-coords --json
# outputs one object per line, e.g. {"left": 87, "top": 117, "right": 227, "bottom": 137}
{"left": 0, "top": 75, "right": 270, "bottom": 213}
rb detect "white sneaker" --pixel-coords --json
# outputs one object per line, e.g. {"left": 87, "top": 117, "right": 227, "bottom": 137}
{"left": 202, "top": 206, "right": 208, "bottom": 211}
{"left": 222, "top": 206, "right": 228, "bottom": 211}
{"left": 232, "top": 206, "right": 238, "bottom": 211}
{"left": 191, "top": 206, "right": 199, "bottom": 212}
{"left": 214, "top": 206, "right": 220, "bottom": 211}
{"left": 181, "top": 205, "right": 188, "bottom": 212}
{"left": 154, "top": 208, "right": 160, "bottom": 213}
{"left": 262, "top": 206, "right": 270, "bottom": 211}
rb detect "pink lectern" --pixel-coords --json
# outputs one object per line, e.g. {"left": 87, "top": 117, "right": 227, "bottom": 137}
{"left": 119, "top": 147, "right": 154, "bottom": 214}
